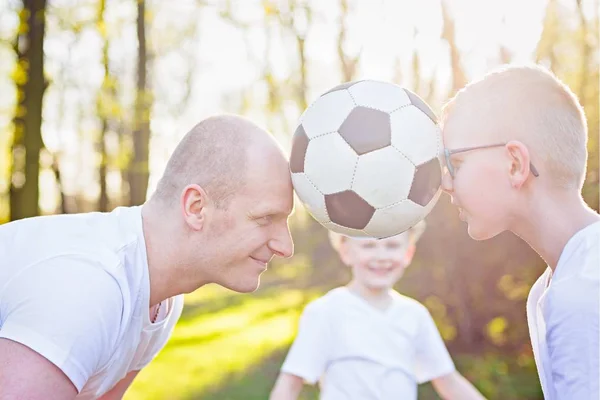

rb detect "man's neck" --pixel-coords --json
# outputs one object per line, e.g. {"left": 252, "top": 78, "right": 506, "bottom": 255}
{"left": 512, "top": 191, "right": 599, "bottom": 271}
{"left": 141, "top": 202, "right": 214, "bottom": 307}
{"left": 141, "top": 203, "right": 185, "bottom": 307}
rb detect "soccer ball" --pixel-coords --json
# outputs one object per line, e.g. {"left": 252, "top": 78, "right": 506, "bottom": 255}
{"left": 289, "top": 80, "right": 443, "bottom": 239}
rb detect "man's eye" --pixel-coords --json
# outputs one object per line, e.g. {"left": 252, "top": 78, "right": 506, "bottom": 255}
{"left": 256, "top": 216, "right": 272, "bottom": 226}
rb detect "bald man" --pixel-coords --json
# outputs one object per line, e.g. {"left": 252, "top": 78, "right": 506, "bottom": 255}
{"left": 0, "top": 115, "right": 295, "bottom": 400}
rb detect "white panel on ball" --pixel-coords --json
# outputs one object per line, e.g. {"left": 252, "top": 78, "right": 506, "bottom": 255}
{"left": 390, "top": 106, "right": 441, "bottom": 166}
{"left": 291, "top": 173, "right": 330, "bottom": 223}
{"left": 363, "top": 199, "right": 424, "bottom": 238}
{"left": 322, "top": 221, "right": 370, "bottom": 238}
{"left": 304, "top": 133, "right": 358, "bottom": 195}
{"left": 301, "top": 90, "right": 356, "bottom": 139}
{"left": 348, "top": 80, "right": 412, "bottom": 113}
{"left": 351, "top": 147, "right": 415, "bottom": 208}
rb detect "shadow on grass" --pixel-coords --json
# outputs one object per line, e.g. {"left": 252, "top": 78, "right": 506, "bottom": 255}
{"left": 179, "top": 282, "right": 334, "bottom": 325}
{"left": 169, "top": 304, "right": 301, "bottom": 350}
{"left": 181, "top": 345, "right": 442, "bottom": 400}
{"left": 183, "top": 346, "right": 319, "bottom": 400}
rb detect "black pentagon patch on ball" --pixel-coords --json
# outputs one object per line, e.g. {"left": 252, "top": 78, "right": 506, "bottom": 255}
{"left": 322, "top": 80, "right": 364, "bottom": 96}
{"left": 404, "top": 89, "right": 438, "bottom": 124}
{"left": 338, "top": 107, "right": 391, "bottom": 155}
{"left": 325, "top": 190, "right": 375, "bottom": 230}
{"left": 408, "top": 158, "right": 442, "bottom": 206}
{"left": 290, "top": 125, "right": 310, "bottom": 173}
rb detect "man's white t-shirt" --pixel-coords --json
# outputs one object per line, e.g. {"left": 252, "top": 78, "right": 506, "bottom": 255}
{"left": 281, "top": 287, "right": 455, "bottom": 400}
{"left": 526, "top": 220, "right": 600, "bottom": 400}
{"left": 0, "top": 206, "right": 184, "bottom": 399}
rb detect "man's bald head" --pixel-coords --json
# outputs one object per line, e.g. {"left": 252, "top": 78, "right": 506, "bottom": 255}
{"left": 151, "top": 115, "right": 278, "bottom": 208}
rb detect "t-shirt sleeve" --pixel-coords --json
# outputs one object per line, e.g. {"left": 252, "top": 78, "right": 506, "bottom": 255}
{"left": 545, "top": 275, "right": 599, "bottom": 400}
{"left": 0, "top": 256, "right": 124, "bottom": 392}
{"left": 414, "top": 307, "right": 456, "bottom": 383}
{"left": 280, "top": 301, "right": 331, "bottom": 384}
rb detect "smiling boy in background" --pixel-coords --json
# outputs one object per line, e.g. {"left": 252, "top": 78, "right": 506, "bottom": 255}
{"left": 270, "top": 221, "right": 486, "bottom": 400}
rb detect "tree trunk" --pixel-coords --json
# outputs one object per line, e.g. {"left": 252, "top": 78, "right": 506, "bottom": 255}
{"left": 10, "top": 0, "right": 48, "bottom": 221}
{"left": 337, "top": 0, "right": 360, "bottom": 83}
{"left": 441, "top": 0, "right": 466, "bottom": 95}
{"left": 129, "top": 0, "right": 151, "bottom": 206}
{"left": 97, "top": 0, "right": 109, "bottom": 211}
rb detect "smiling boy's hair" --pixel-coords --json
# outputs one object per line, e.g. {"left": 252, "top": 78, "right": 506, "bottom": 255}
{"left": 441, "top": 64, "right": 588, "bottom": 190}
{"left": 328, "top": 220, "right": 427, "bottom": 252}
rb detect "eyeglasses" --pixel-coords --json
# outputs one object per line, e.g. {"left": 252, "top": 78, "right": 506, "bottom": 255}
{"left": 444, "top": 143, "right": 540, "bottom": 179}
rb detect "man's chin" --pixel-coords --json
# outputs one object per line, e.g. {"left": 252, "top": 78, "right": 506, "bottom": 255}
{"left": 222, "top": 276, "right": 262, "bottom": 294}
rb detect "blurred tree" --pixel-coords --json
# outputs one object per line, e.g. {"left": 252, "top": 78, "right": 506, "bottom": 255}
{"left": 97, "top": 0, "right": 110, "bottom": 212}
{"left": 337, "top": 0, "right": 360, "bottom": 82}
{"left": 441, "top": 0, "right": 466, "bottom": 96}
{"left": 536, "top": 0, "right": 599, "bottom": 211}
{"left": 9, "top": 0, "right": 48, "bottom": 220}
{"left": 128, "top": 0, "right": 151, "bottom": 206}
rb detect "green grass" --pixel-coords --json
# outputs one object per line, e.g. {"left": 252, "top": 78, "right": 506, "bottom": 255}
{"left": 125, "top": 285, "right": 320, "bottom": 400}
{"left": 125, "top": 283, "right": 542, "bottom": 400}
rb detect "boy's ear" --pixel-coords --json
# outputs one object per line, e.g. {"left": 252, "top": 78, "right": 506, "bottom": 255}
{"left": 403, "top": 243, "right": 417, "bottom": 266}
{"left": 505, "top": 140, "right": 533, "bottom": 188}
{"left": 338, "top": 243, "right": 353, "bottom": 267}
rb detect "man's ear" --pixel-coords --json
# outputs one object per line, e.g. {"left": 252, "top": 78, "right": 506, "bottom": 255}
{"left": 505, "top": 140, "right": 533, "bottom": 189}
{"left": 181, "top": 184, "right": 210, "bottom": 231}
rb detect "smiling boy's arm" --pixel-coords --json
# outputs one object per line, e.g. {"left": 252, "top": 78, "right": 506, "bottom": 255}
{"left": 431, "top": 371, "right": 487, "bottom": 400}
{"left": 269, "top": 372, "right": 304, "bottom": 400}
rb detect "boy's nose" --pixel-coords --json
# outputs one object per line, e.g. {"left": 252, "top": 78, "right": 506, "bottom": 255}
{"left": 441, "top": 170, "right": 454, "bottom": 194}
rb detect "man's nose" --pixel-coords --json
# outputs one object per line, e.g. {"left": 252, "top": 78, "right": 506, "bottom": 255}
{"left": 269, "top": 222, "right": 294, "bottom": 259}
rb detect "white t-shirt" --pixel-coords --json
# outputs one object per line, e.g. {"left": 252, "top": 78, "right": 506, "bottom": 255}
{"left": 281, "top": 287, "right": 455, "bottom": 400}
{"left": 526, "top": 221, "right": 600, "bottom": 400}
{"left": 0, "top": 206, "right": 184, "bottom": 399}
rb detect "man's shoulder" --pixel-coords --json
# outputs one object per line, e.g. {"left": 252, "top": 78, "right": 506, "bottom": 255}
{"left": 1, "top": 207, "right": 143, "bottom": 277}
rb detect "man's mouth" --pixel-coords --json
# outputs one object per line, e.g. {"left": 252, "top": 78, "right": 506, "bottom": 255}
{"left": 250, "top": 256, "right": 270, "bottom": 267}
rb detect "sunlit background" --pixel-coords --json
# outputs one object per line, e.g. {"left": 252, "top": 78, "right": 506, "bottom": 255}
{"left": 0, "top": 0, "right": 598, "bottom": 398}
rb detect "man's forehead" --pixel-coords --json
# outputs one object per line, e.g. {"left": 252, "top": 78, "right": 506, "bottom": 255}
{"left": 247, "top": 184, "right": 294, "bottom": 216}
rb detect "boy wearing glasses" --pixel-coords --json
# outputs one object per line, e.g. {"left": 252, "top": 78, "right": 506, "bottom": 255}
{"left": 440, "top": 64, "right": 599, "bottom": 400}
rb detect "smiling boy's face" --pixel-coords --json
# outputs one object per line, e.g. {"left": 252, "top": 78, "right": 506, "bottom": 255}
{"left": 338, "top": 233, "right": 415, "bottom": 291}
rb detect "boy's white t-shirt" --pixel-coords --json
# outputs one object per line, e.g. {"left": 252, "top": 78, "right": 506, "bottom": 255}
{"left": 526, "top": 220, "right": 600, "bottom": 400}
{"left": 281, "top": 287, "right": 455, "bottom": 400}
{"left": 0, "top": 206, "right": 184, "bottom": 399}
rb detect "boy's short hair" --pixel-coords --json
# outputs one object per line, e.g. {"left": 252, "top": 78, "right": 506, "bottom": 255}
{"left": 441, "top": 64, "right": 588, "bottom": 190}
{"left": 328, "top": 220, "right": 427, "bottom": 252}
